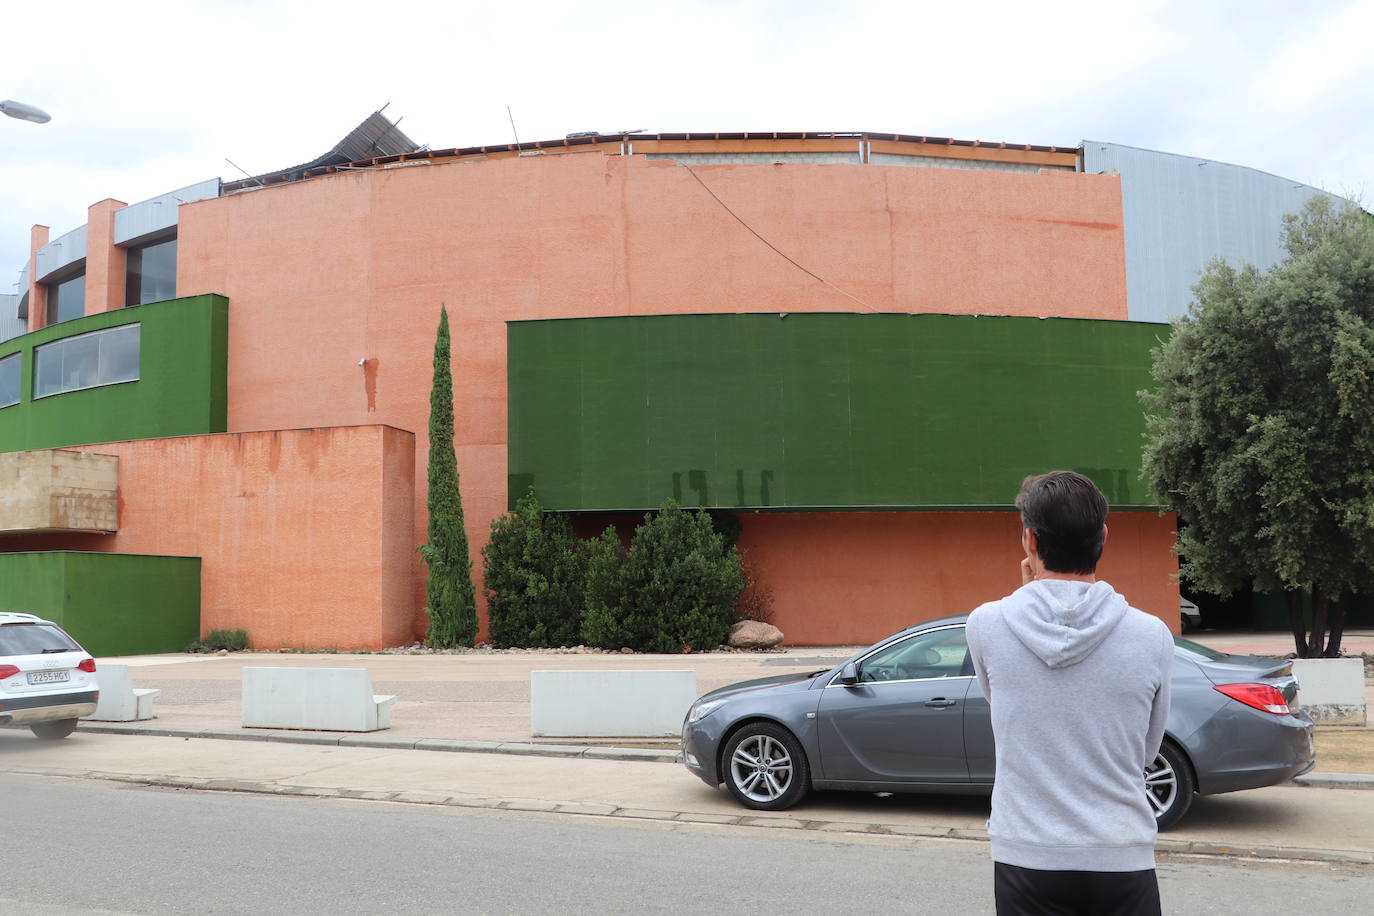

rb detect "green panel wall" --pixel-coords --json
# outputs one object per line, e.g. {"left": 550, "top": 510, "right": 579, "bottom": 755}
{"left": 0, "top": 552, "right": 201, "bottom": 656}
{"left": 0, "top": 294, "right": 228, "bottom": 453}
{"left": 509, "top": 313, "right": 1166, "bottom": 511}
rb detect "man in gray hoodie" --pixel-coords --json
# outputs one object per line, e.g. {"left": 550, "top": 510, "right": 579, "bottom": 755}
{"left": 966, "top": 471, "right": 1173, "bottom": 916}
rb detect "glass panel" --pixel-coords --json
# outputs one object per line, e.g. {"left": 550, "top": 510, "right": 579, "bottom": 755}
{"left": 859, "top": 627, "right": 969, "bottom": 682}
{"left": 125, "top": 238, "right": 177, "bottom": 306}
{"left": 0, "top": 624, "right": 80, "bottom": 655}
{"left": 34, "top": 343, "right": 62, "bottom": 397}
{"left": 33, "top": 324, "right": 140, "bottom": 398}
{"left": 61, "top": 332, "right": 100, "bottom": 391}
{"left": 1173, "top": 636, "right": 1226, "bottom": 661}
{"left": 0, "top": 353, "right": 19, "bottom": 407}
{"left": 46, "top": 273, "right": 86, "bottom": 325}
{"left": 100, "top": 325, "right": 140, "bottom": 383}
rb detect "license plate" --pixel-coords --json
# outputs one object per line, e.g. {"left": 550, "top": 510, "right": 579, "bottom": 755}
{"left": 27, "top": 670, "right": 69, "bottom": 685}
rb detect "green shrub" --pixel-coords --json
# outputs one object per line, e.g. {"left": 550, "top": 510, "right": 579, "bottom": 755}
{"left": 483, "top": 490, "right": 588, "bottom": 648}
{"left": 187, "top": 628, "right": 250, "bottom": 652}
{"left": 583, "top": 501, "right": 745, "bottom": 653}
{"left": 581, "top": 526, "right": 631, "bottom": 649}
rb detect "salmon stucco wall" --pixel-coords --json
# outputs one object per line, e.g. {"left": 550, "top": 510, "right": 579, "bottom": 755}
{"left": 739, "top": 510, "right": 1180, "bottom": 645}
{"left": 1, "top": 426, "right": 415, "bottom": 650}
{"left": 177, "top": 153, "right": 1131, "bottom": 641}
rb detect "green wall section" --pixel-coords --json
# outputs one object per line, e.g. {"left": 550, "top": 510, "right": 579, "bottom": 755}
{"left": 508, "top": 313, "right": 1166, "bottom": 511}
{"left": 0, "top": 552, "right": 200, "bottom": 656}
{"left": 0, "top": 294, "right": 228, "bottom": 453}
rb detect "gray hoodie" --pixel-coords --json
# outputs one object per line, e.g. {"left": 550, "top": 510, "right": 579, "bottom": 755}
{"left": 966, "top": 579, "right": 1173, "bottom": 872}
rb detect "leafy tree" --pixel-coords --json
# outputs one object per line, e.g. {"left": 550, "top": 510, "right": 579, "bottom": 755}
{"left": 420, "top": 305, "right": 478, "bottom": 647}
{"left": 582, "top": 501, "right": 745, "bottom": 652}
{"left": 1141, "top": 197, "right": 1374, "bottom": 657}
{"left": 483, "top": 490, "right": 587, "bottom": 648}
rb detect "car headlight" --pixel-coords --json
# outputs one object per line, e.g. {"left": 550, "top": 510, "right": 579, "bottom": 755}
{"left": 687, "top": 698, "right": 726, "bottom": 724}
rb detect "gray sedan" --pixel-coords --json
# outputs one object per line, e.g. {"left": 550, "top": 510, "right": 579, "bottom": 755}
{"left": 681, "top": 615, "right": 1315, "bottom": 828}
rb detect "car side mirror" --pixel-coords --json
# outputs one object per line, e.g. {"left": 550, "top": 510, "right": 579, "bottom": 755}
{"left": 838, "top": 662, "right": 859, "bottom": 686}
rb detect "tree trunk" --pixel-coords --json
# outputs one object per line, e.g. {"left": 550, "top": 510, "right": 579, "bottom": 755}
{"left": 1310, "top": 589, "right": 1329, "bottom": 658}
{"left": 1287, "top": 590, "right": 1309, "bottom": 657}
{"left": 1326, "top": 595, "right": 1348, "bottom": 657}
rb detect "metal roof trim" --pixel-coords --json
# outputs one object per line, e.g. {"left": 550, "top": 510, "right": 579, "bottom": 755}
{"left": 223, "top": 130, "right": 1082, "bottom": 191}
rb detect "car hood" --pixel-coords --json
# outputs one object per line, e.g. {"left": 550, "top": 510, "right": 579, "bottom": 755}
{"left": 696, "top": 670, "right": 829, "bottom": 703}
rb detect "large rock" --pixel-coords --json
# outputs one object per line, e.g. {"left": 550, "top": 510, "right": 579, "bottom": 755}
{"left": 728, "top": 620, "right": 784, "bottom": 649}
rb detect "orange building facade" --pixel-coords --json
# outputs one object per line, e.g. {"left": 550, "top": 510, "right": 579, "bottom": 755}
{"left": 0, "top": 129, "right": 1177, "bottom": 649}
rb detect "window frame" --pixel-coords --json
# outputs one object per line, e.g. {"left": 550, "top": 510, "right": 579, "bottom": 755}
{"left": 32, "top": 323, "right": 141, "bottom": 400}
{"left": 827, "top": 624, "right": 973, "bottom": 687}
{"left": 0, "top": 351, "right": 20, "bottom": 408}
{"left": 124, "top": 234, "right": 178, "bottom": 307}
{"left": 44, "top": 265, "right": 87, "bottom": 327}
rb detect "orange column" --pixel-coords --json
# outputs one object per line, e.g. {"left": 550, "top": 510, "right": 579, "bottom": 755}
{"left": 26, "top": 225, "right": 48, "bottom": 332}
{"left": 84, "top": 199, "right": 128, "bottom": 312}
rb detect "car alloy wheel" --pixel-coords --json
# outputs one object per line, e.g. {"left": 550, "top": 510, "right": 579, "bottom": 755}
{"left": 1144, "top": 740, "right": 1195, "bottom": 830}
{"left": 722, "top": 722, "right": 810, "bottom": 811}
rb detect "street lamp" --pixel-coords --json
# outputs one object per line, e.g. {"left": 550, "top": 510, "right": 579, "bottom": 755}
{"left": 1, "top": 100, "right": 51, "bottom": 124}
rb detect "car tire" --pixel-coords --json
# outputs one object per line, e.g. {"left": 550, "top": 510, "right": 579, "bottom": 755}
{"left": 30, "top": 718, "right": 79, "bottom": 740}
{"left": 1146, "top": 740, "right": 1194, "bottom": 830}
{"left": 721, "top": 722, "right": 810, "bottom": 811}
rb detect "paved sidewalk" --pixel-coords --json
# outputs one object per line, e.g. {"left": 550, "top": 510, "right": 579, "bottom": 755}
{"left": 3, "top": 630, "right": 1372, "bottom": 864}
{"left": 78, "top": 646, "right": 861, "bottom": 745}
{"left": 69, "top": 631, "right": 1374, "bottom": 761}
{"left": 3, "top": 731, "right": 1373, "bottom": 866}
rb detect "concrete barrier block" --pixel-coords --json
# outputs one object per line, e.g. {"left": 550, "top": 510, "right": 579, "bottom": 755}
{"left": 242, "top": 667, "right": 395, "bottom": 732}
{"left": 530, "top": 669, "right": 696, "bottom": 737}
{"left": 1293, "top": 658, "right": 1367, "bottom": 725}
{"left": 86, "top": 663, "right": 160, "bottom": 722}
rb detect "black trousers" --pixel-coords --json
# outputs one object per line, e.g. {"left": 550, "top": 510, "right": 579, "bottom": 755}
{"left": 994, "top": 862, "right": 1162, "bottom": 916}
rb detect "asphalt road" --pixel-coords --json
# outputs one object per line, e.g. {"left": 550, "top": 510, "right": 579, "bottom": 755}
{"left": 6, "top": 774, "right": 1374, "bottom": 915}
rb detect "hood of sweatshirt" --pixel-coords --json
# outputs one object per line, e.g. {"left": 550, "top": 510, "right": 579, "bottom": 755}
{"left": 1003, "top": 579, "right": 1128, "bottom": 669}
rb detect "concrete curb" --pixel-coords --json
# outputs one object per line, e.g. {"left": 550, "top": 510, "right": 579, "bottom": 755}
{"left": 9, "top": 764, "right": 1373, "bottom": 866}
{"left": 1292, "top": 772, "right": 1374, "bottom": 790}
{"left": 73, "top": 723, "right": 1374, "bottom": 791}
{"left": 74, "top": 722, "right": 684, "bottom": 763}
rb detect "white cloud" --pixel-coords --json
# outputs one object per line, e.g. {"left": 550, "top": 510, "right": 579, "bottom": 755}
{"left": 3, "top": 0, "right": 1371, "bottom": 281}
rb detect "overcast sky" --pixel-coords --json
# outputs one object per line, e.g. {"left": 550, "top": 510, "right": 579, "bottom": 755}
{"left": 4, "top": 0, "right": 1372, "bottom": 285}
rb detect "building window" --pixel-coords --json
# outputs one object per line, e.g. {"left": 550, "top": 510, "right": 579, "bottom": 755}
{"left": 46, "top": 271, "right": 86, "bottom": 326}
{"left": 0, "top": 353, "right": 19, "bottom": 408}
{"left": 33, "top": 324, "right": 140, "bottom": 399}
{"left": 125, "top": 237, "right": 177, "bottom": 306}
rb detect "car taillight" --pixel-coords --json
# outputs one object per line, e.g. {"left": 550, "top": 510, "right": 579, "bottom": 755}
{"left": 0, "top": 665, "right": 18, "bottom": 679}
{"left": 78, "top": 658, "right": 97, "bottom": 673}
{"left": 1215, "top": 683, "right": 1290, "bottom": 714}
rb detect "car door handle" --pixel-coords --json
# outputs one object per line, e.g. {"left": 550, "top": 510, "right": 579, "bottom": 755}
{"left": 925, "top": 698, "right": 957, "bottom": 708}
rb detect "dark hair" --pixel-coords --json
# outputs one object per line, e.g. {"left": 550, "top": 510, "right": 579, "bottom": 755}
{"left": 1015, "top": 471, "right": 1108, "bottom": 574}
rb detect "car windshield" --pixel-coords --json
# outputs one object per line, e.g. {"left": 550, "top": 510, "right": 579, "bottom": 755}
{"left": 0, "top": 623, "right": 80, "bottom": 656}
{"left": 1172, "top": 635, "right": 1227, "bottom": 661}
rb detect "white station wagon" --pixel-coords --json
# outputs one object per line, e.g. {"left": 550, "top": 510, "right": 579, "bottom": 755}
{"left": 0, "top": 612, "right": 99, "bottom": 739}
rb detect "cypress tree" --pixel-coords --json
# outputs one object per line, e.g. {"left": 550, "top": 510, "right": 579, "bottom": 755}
{"left": 420, "top": 305, "right": 478, "bottom": 647}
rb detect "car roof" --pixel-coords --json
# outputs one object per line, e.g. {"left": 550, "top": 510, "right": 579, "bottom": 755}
{"left": 894, "top": 613, "right": 970, "bottom": 636}
{"left": 0, "top": 612, "right": 58, "bottom": 627}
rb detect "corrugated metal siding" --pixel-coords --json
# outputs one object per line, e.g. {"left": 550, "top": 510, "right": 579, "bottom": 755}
{"left": 1083, "top": 141, "right": 1345, "bottom": 323}
{"left": 34, "top": 224, "right": 86, "bottom": 282}
{"left": 0, "top": 293, "right": 20, "bottom": 343}
{"left": 114, "top": 177, "right": 221, "bottom": 246}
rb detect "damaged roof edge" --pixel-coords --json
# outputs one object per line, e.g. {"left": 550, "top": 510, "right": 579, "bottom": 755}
{"left": 227, "top": 110, "right": 420, "bottom": 190}
{"left": 221, "top": 126, "right": 1082, "bottom": 192}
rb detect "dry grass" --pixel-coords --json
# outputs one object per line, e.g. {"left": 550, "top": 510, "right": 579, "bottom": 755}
{"left": 1313, "top": 729, "right": 1374, "bottom": 774}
